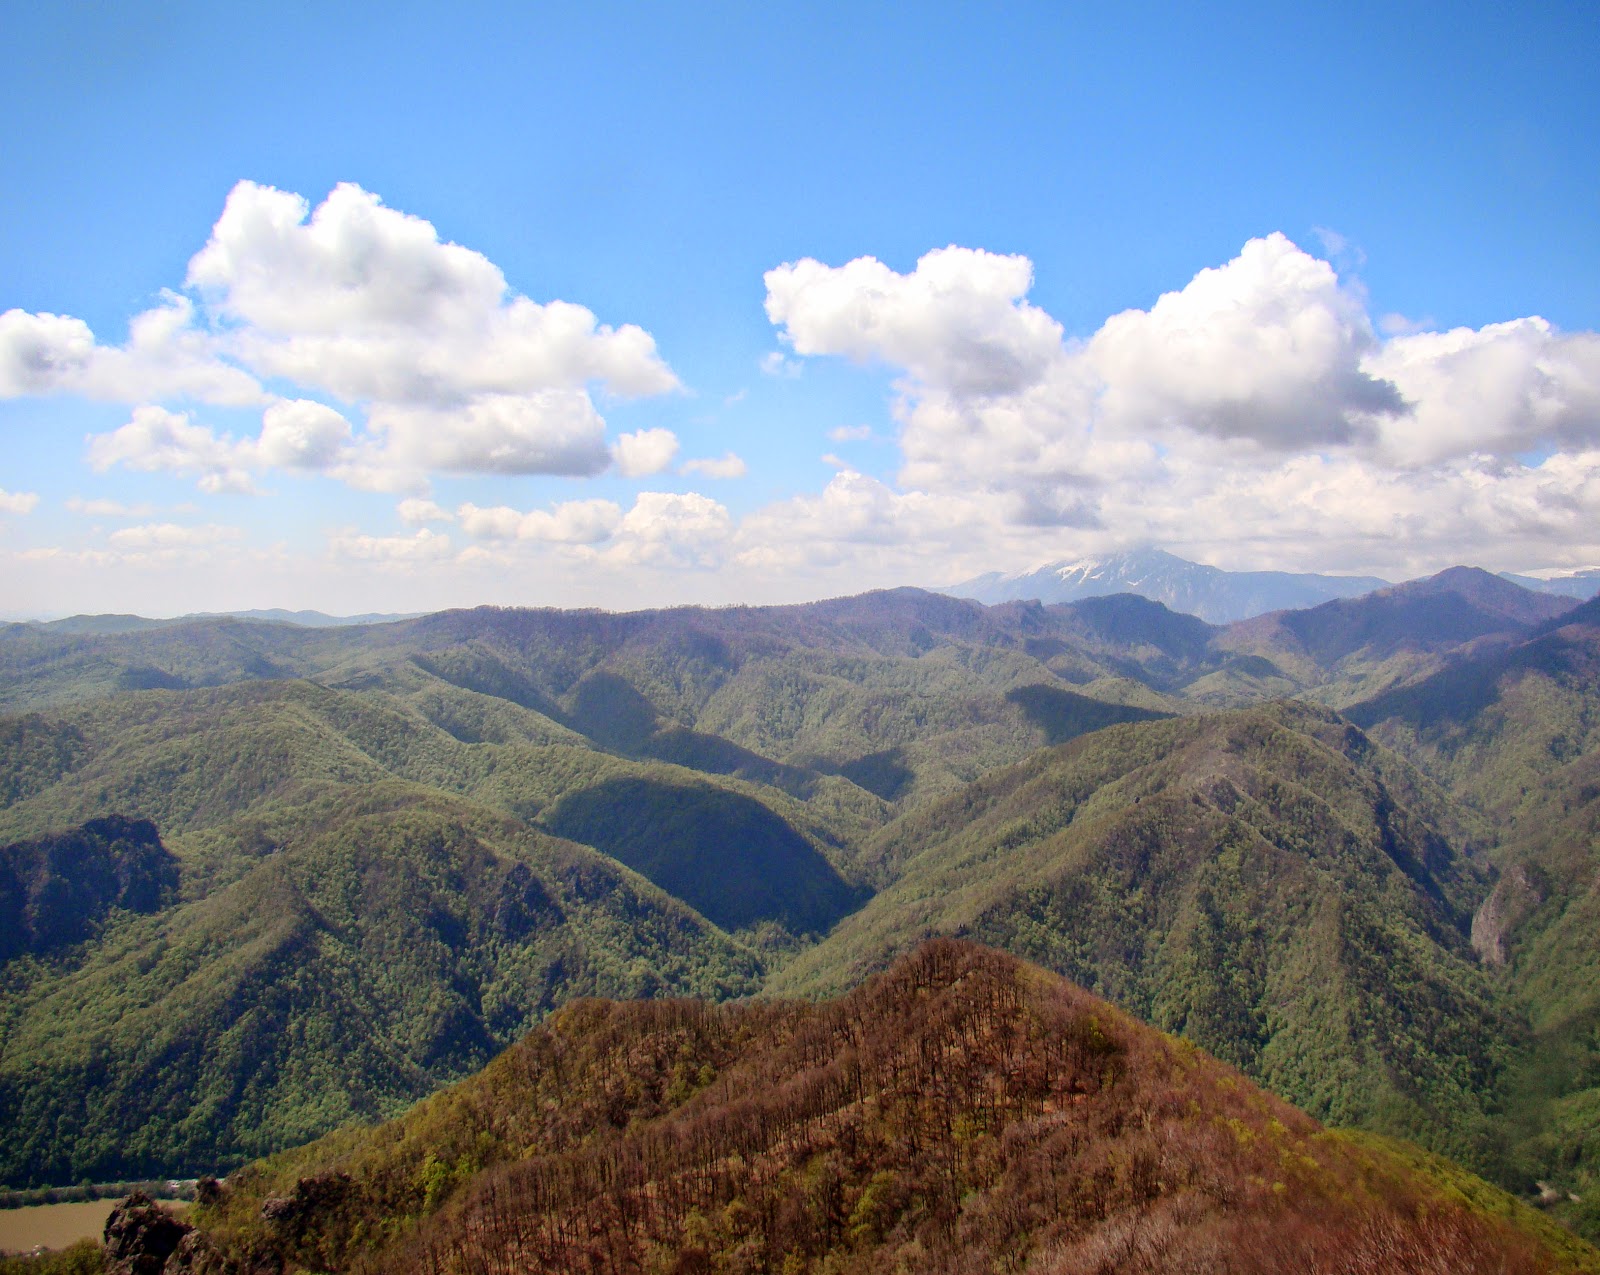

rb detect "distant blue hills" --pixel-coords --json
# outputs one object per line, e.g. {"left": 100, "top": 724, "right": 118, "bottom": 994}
{"left": 16, "top": 608, "right": 417, "bottom": 635}
{"left": 943, "top": 547, "right": 1599, "bottom": 624}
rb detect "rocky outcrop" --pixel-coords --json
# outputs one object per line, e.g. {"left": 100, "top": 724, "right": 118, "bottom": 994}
{"left": 163, "top": 1230, "right": 237, "bottom": 1275}
{"left": 102, "top": 1191, "right": 281, "bottom": 1275}
{"left": 103, "top": 1193, "right": 190, "bottom": 1275}
{"left": 1472, "top": 864, "right": 1545, "bottom": 966}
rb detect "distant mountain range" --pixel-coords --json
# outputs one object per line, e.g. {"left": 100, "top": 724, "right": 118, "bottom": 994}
{"left": 944, "top": 549, "right": 1389, "bottom": 622}
{"left": 18, "top": 608, "right": 418, "bottom": 635}
{"left": 945, "top": 547, "right": 1599, "bottom": 623}
{"left": 1501, "top": 567, "right": 1600, "bottom": 599}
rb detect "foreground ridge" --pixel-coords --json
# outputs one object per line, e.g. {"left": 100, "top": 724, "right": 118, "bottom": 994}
{"left": 175, "top": 941, "right": 1591, "bottom": 1274}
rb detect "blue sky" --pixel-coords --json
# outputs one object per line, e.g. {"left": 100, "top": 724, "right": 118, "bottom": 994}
{"left": 2, "top": 1, "right": 1598, "bottom": 616}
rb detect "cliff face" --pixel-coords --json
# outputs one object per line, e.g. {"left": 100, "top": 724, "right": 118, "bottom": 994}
{"left": 0, "top": 816, "right": 177, "bottom": 962}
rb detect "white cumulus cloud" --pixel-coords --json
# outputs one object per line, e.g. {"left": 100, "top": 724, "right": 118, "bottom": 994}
{"left": 457, "top": 498, "right": 623, "bottom": 544}
{"left": 606, "top": 491, "right": 731, "bottom": 568}
{"left": 1087, "top": 232, "right": 1403, "bottom": 447}
{"left": 396, "top": 498, "right": 453, "bottom": 525}
{"left": 188, "top": 181, "right": 679, "bottom": 405}
{"left": 1367, "top": 318, "right": 1600, "bottom": 464}
{"left": 765, "top": 245, "right": 1064, "bottom": 396}
{"left": 738, "top": 471, "right": 941, "bottom": 563}
{"left": 370, "top": 392, "right": 612, "bottom": 476}
{"left": 0, "top": 295, "right": 264, "bottom": 407}
{"left": 107, "top": 522, "right": 243, "bottom": 550}
{"left": 328, "top": 526, "right": 453, "bottom": 564}
{"left": 759, "top": 233, "right": 1600, "bottom": 579}
{"left": 612, "top": 427, "right": 680, "bottom": 477}
{"left": 86, "top": 406, "right": 258, "bottom": 494}
{"left": 256, "top": 399, "right": 354, "bottom": 469}
{"left": 11, "top": 181, "right": 684, "bottom": 496}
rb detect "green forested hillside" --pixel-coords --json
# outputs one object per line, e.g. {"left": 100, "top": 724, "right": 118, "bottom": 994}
{"left": 1214, "top": 566, "right": 1580, "bottom": 708}
{"left": 0, "top": 577, "right": 1593, "bottom": 1239}
{"left": 0, "top": 793, "right": 760, "bottom": 1186}
{"left": 1348, "top": 601, "right": 1600, "bottom": 1229}
{"left": 0, "top": 591, "right": 1195, "bottom": 808}
{"left": 0, "top": 675, "right": 869, "bottom": 1185}
{"left": 771, "top": 701, "right": 1509, "bottom": 1170}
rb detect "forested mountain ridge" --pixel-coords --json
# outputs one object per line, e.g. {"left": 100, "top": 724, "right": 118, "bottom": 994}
{"left": 156, "top": 943, "right": 1599, "bottom": 1275}
{"left": 5, "top": 568, "right": 1575, "bottom": 725}
{"left": 1213, "top": 566, "right": 1582, "bottom": 708}
{"left": 769, "top": 700, "right": 1510, "bottom": 1170}
{"left": 0, "top": 792, "right": 764, "bottom": 1187}
{"left": 1, "top": 569, "right": 1596, "bottom": 1248}
{"left": 0, "top": 591, "right": 1186, "bottom": 810}
{"left": 1347, "top": 597, "right": 1600, "bottom": 1231}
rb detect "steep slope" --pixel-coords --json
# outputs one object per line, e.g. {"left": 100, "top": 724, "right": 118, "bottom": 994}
{"left": 771, "top": 702, "right": 1509, "bottom": 1170}
{"left": 1347, "top": 595, "right": 1600, "bottom": 827}
{"left": 0, "top": 796, "right": 760, "bottom": 1187}
{"left": 947, "top": 547, "right": 1389, "bottom": 622}
{"left": 1348, "top": 600, "right": 1600, "bottom": 1228}
{"left": 0, "top": 678, "right": 884, "bottom": 1186}
{"left": 0, "top": 816, "right": 177, "bottom": 961}
{"left": 180, "top": 942, "right": 1593, "bottom": 1275}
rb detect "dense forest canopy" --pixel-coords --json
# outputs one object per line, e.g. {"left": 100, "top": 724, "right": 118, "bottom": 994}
{"left": 3, "top": 569, "right": 1600, "bottom": 1266}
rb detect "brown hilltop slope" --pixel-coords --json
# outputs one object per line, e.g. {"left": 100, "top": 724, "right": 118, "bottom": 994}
{"left": 183, "top": 942, "right": 1594, "bottom": 1275}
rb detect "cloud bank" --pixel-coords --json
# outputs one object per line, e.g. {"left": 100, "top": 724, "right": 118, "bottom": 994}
{"left": 8, "top": 191, "right": 1600, "bottom": 610}
{"left": 3, "top": 181, "right": 683, "bottom": 495}
{"left": 763, "top": 234, "right": 1600, "bottom": 579}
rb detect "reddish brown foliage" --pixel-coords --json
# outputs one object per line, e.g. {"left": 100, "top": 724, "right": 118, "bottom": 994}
{"left": 235, "top": 940, "right": 1555, "bottom": 1274}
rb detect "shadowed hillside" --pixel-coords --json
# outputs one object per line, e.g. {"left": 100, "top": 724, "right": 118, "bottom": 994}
{"left": 542, "top": 776, "right": 863, "bottom": 933}
{"left": 0, "top": 816, "right": 176, "bottom": 961}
